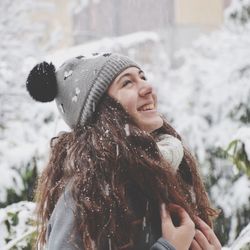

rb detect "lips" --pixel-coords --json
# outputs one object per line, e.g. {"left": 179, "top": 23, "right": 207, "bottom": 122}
{"left": 137, "top": 103, "right": 155, "bottom": 111}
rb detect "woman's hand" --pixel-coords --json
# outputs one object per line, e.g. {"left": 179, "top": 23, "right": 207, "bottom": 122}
{"left": 190, "top": 217, "right": 222, "bottom": 250}
{"left": 160, "top": 203, "right": 195, "bottom": 250}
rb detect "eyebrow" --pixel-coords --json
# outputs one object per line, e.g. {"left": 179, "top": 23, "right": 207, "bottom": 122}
{"left": 116, "top": 69, "right": 144, "bottom": 84}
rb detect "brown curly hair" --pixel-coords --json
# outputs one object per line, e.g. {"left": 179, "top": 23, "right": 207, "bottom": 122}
{"left": 35, "top": 94, "right": 218, "bottom": 249}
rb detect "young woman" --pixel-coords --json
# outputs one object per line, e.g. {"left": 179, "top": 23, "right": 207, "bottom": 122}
{"left": 26, "top": 53, "right": 221, "bottom": 250}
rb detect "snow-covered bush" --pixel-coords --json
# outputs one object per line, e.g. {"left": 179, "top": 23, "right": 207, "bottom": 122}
{"left": 0, "top": 0, "right": 67, "bottom": 203}
{"left": 0, "top": 159, "right": 38, "bottom": 208}
{"left": 225, "top": 0, "right": 250, "bottom": 26}
{"left": 0, "top": 201, "right": 36, "bottom": 250}
{"left": 220, "top": 128, "right": 250, "bottom": 178}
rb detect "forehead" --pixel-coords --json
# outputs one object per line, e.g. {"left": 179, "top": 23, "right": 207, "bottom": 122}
{"left": 119, "top": 66, "right": 142, "bottom": 75}
{"left": 114, "top": 66, "right": 143, "bottom": 81}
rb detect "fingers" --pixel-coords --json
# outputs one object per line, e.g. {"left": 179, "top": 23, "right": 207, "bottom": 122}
{"left": 160, "top": 203, "right": 196, "bottom": 249}
{"left": 197, "top": 217, "right": 222, "bottom": 248}
{"left": 161, "top": 203, "right": 175, "bottom": 239}
{"left": 194, "top": 229, "right": 210, "bottom": 249}
{"left": 168, "top": 204, "right": 194, "bottom": 227}
{"left": 160, "top": 203, "right": 173, "bottom": 226}
{"left": 160, "top": 206, "right": 221, "bottom": 250}
{"left": 190, "top": 239, "right": 202, "bottom": 250}
{"left": 160, "top": 203, "right": 168, "bottom": 219}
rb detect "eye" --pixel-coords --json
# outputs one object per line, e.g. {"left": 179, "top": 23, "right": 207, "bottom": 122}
{"left": 122, "top": 80, "right": 133, "bottom": 88}
{"left": 141, "top": 75, "right": 147, "bottom": 81}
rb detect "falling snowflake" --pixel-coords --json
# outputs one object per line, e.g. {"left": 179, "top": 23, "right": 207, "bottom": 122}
{"left": 108, "top": 238, "right": 112, "bottom": 250}
{"left": 104, "top": 184, "right": 110, "bottom": 196}
{"left": 72, "top": 95, "right": 78, "bottom": 102}
{"left": 145, "top": 232, "right": 149, "bottom": 243}
{"left": 64, "top": 70, "right": 73, "bottom": 80}
{"left": 59, "top": 103, "right": 65, "bottom": 113}
{"left": 142, "top": 216, "right": 146, "bottom": 230}
{"left": 124, "top": 124, "right": 130, "bottom": 136}
{"left": 75, "top": 87, "right": 80, "bottom": 95}
{"left": 116, "top": 144, "right": 119, "bottom": 156}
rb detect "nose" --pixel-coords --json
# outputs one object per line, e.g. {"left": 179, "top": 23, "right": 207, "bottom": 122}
{"left": 139, "top": 82, "right": 153, "bottom": 97}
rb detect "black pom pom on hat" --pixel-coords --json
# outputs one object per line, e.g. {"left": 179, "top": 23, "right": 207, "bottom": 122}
{"left": 26, "top": 62, "right": 57, "bottom": 102}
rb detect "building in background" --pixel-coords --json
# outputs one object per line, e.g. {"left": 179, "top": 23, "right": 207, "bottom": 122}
{"left": 73, "top": 0, "right": 232, "bottom": 51}
{"left": 30, "top": 0, "right": 75, "bottom": 50}
{"left": 73, "top": 0, "right": 173, "bottom": 43}
{"left": 173, "top": 0, "right": 231, "bottom": 51}
{"left": 31, "top": 0, "right": 232, "bottom": 53}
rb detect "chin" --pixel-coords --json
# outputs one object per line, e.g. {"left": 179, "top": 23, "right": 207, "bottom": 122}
{"left": 142, "top": 119, "right": 164, "bottom": 133}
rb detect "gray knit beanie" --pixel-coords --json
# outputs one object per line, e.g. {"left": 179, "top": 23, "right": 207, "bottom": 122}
{"left": 26, "top": 53, "right": 140, "bottom": 128}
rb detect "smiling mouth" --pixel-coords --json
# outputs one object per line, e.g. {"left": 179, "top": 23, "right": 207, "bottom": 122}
{"left": 138, "top": 103, "right": 155, "bottom": 111}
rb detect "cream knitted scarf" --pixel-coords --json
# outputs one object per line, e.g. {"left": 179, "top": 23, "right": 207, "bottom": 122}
{"left": 156, "top": 134, "right": 184, "bottom": 171}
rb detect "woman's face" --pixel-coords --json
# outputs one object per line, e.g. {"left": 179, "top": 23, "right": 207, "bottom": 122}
{"left": 108, "top": 67, "right": 163, "bottom": 133}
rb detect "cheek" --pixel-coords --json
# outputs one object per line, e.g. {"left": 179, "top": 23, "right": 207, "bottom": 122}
{"left": 116, "top": 91, "right": 137, "bottom": 115}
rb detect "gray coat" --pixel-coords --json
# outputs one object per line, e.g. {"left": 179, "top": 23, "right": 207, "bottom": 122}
{"left": 46, "top": 186, "right": 176, "bottom": 250}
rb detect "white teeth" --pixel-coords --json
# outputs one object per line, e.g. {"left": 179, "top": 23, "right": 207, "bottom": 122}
{"left": 139, "top": 104, "right": 154, "bottom": 111}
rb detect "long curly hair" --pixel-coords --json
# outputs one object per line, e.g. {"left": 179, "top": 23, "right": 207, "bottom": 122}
{"left": 35, "top": 94, "right": 218, "bottom": 249}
